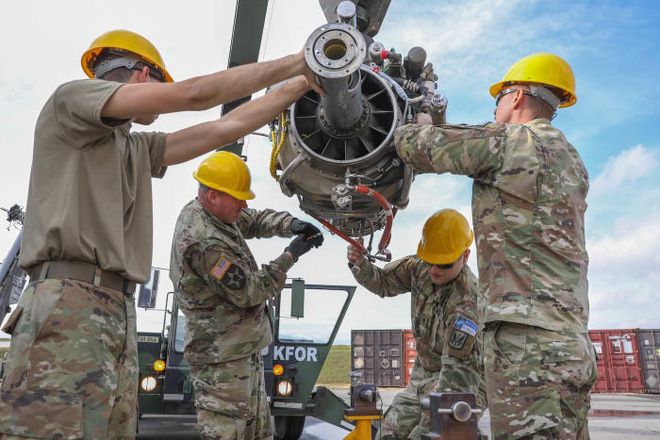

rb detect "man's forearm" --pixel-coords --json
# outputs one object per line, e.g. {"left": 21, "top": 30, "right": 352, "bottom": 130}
{"left": 162, "top": 77, "right": 309, "bottom": 166}
{"left": 180, "top": 52, "right": 307, "bottom": 110}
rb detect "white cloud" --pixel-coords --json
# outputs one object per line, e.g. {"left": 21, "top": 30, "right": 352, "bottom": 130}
{"left": 590, "top": 145, "right": 658, "bottom": 197}
{"left": 586, "top": 145, "right": 660, "bottom": 328}
{"left": 588, "top": 210, "right": 660, "bottom": 275}
{"left": 587, "top": 208, "right": 660, "bottom": 329}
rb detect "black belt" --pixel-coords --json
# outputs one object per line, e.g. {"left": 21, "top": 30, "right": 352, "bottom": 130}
{"left": 27, "top": 261, "right": 136, "bottom": 295}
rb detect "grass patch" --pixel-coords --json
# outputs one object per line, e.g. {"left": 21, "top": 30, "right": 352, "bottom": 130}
{"left": 316, "top": 344, "right": 351, "bottom": 386}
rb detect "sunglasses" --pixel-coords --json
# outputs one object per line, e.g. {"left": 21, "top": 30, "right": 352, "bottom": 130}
{"left": 424, "top": 259, "right": 459, "bottom": 270}
{"left": 495, "top": 88, "right": 534, "bottom": 107}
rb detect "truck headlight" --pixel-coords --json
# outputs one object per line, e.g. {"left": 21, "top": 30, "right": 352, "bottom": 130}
{"left": 140, "top": 375, "right": 157, "bottom": 392}
{"left": 276, "top": 377, "right": 294, "bottom": 397}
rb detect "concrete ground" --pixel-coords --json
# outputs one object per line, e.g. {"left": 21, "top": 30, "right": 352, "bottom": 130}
{"left": 302, "top": 389, "right": 660, "bottom": 440}
{"left": 137, "top": 391, "right": 660, "bottom": 439}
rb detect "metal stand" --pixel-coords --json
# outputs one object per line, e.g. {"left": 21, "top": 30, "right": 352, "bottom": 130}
{"left": 421, "top": 392, "right": 486, "bottom": 440}
{"left": 343, "top": 383, "right": 382, "bottom": 440}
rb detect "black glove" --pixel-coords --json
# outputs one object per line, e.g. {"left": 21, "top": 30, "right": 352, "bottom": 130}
{"left": 285, "top": 233, "right": 323, "bottom": 262}
{"left": 290, "top": 218, "right": 322, "bottom": 241}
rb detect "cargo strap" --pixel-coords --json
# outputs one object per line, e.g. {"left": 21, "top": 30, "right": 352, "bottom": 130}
{"left": 27, "top": 261, "right": 136, "bottom": 295}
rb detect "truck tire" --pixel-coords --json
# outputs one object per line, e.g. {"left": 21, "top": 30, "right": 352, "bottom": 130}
{"left": 274, "top": 415, "right": 306, "bottom": 440}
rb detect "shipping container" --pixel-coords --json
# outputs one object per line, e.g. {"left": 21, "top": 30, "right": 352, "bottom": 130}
{"left": 589, "top": 329, "right": 644, "bottom": 393}
{"left": 352, "top": 329, "right": 408, "bottom": 387}
{"left": 351, "top": 329, "right": 418, "bottom": 388}
{"left": 403, "top": 329, "right": 418, "bottom": 386}
{"left": 637, "top": 329, "right": 660, "bottom": 394}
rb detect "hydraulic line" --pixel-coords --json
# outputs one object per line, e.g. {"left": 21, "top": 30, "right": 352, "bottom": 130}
{"left": 314, "top": 185, "right": 394, "bottom": 261}
{"left": 351, "top": 185, "right": 393, "bottom": 257}
{"left": 269, "top": 112, "right": 287, "bottom": 180}
{"left": 312, "top": 215, "right": 368, "bottom": 255}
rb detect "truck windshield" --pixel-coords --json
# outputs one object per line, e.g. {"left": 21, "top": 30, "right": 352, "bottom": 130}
{"left": 277, "top": 288, "right": 348, "bottom": 345}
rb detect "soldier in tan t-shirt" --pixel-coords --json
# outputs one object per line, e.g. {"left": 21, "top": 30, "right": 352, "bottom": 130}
{"left": 0, "top": 30, "right": 323, "bottom": 439}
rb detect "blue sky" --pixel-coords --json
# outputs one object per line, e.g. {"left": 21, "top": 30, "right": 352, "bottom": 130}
{"left": 0, "top": 0, "right": 659, "bottom": 342}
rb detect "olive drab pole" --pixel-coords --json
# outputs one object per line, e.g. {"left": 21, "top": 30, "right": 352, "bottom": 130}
{"left": 218, "top": 0, "right": 270, "bottom": 156}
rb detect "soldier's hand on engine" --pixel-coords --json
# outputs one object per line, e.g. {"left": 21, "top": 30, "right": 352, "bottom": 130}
{"left": 285, "top": 234, "right": 322, "bottom": 262}
{"left": 298, "top": 49, "right": 325, "bottom": 95}
{"left": 290, "top": 218, "right": 322, "bottom": 239}
{"left": 347, "top": 244, "right": 365, "bottom": 266}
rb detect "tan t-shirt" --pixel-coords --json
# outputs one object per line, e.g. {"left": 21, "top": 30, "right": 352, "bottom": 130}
{"left": 19, "top": 79, "right": 167, "bottom": 283}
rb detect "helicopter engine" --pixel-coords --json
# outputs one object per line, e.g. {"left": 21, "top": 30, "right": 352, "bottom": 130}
{"left": 270, "top": 1, "right": 445, "bottom": 260}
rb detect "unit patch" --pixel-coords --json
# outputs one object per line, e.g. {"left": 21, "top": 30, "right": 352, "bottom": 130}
{"left": 447, "top": 315, "right": 478, "bottom": 358}
{"left": 454, "top": 316, "right": 478, "bottom": 337}
{"left": 448, "top": 329, "right": 468, "bottom": 350}
{"left": 221, "top": 265, "right": 247, "bottom": 290}
{"left": 210, "top": 257, "right": 247, "bottom": 290}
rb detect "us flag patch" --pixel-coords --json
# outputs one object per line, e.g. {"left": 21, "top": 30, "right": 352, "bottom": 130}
{"left": 211, "top": 257, "right": 232, "bottom": 281}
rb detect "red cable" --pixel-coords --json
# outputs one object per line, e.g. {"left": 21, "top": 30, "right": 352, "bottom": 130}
{"left": 312, "top": 186, "right": 394, "bottom": 261}
{"left": 352, "top": 185, "right": 393, "bottom": 256}
{"left": 312, "top": 215, "right": 367, "bottom": 254}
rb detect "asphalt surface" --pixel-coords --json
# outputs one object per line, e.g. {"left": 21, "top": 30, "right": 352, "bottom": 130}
{"left": 136, "top": 390, "right": 660, "bottom": 439}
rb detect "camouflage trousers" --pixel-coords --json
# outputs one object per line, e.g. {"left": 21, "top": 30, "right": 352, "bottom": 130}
{"left": 376, "top": 356, "right": 439, "bottom": 440}
{"left": 377, "top": 356, "right": 488, "bottom": 440}
{"left": 484, "top": 322, "right": 597, "bottom": 440}
{"left": 188, "top": 353, "right": 272, "bottom": 440}
{"left": 0, "top": 278, "right": 138, "bottom": 439}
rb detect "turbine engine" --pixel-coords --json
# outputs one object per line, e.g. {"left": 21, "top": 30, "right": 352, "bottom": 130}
{"left": 269, "top": 0, "right": 446, "bottom": 261}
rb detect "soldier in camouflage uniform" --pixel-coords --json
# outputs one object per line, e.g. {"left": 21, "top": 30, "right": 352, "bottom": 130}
{"left": 348, "top": 209, "right": 486, "bottom": 440}
{"left": 0, "top": 30, "right": 320, "bottom": 439}
{"left": 394, "top": 53, "right": 597, "bottom": 439}
{"left": 170, "top": 151, "right": 323, "bottom": 440}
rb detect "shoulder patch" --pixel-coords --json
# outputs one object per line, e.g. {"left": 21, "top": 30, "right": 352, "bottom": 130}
{"left": 454, "top": 316, "right": 478, "bottom": 337}
{"left": 448, "top": 329, "right": 468, "bottom": 350}
{"left": 211, "top": 257, "right": 232, "bottom": 281}
{"left": 221, "top": 265, "right": 247, "bottom": 290}
{"left": 210, "top": 257, "right": 247, "bottom": 290}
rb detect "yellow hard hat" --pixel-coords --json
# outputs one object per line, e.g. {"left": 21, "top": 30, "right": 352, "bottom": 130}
{"left": 417, "top": 209, "right": 474, "bottom": 265}
{"left": 489, "top": 53, "right": 576, "bottom": 108}
{"left": 193, "top": 152, "right": 255, "bottom": 201}
{"left": 81, "top": 30, "right": 173, "bottom": 82}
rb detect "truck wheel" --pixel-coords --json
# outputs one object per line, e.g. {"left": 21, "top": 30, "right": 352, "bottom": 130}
{"left": 274, "top": 416, "right": 306, "bottom": 440}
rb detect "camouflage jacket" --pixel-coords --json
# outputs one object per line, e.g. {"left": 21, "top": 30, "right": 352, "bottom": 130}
{"left": 395, "top": 119, "right": 589, "bottom": 332}
{"left": 169, "top": 199, "right": 295, "bottom": 363}
{"left": 350, "top": 257, "right": 483, "bottom": 395}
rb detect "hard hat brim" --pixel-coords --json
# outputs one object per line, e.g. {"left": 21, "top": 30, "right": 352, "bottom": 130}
{"left": 193, "top": 172, "right": 256, "bottom": 201}
{"left": 417, "top": 232, "right": 473, "bottom": 265}
{"left": 489, "top": 80, "right": 576, "bottom": 108}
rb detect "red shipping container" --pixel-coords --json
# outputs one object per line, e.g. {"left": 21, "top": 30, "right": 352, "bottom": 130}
{"left": 403, "top": 329, "right": 418, "bottom": 386}
{"left": 589, "top": 329, "right": 644, "bottom": 393}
